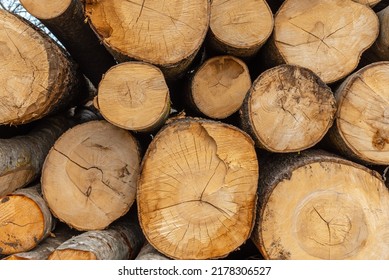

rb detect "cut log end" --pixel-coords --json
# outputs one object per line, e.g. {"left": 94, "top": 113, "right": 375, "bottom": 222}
{"left": 0, "top": 9, "right": 82, "bottom": 125}
{"left": 252, "top": 151, "right": 389, "bottom": 259}
{"left": 85, "top": 0, "right": 210, "bottom": 78}
{"left": 19, "top": 0, "right": 72, "bottom": 19}
{"left": 272, "top": 0, "right": 379, "bottom": 83}
{"left": 42, "top": 120, "right": 141, "bottom": 231}
{"left": 97, "top": 62, "right": 170, "bottom": 133}
{"left": 241, "top": 64, "right": 336, "bottom": 153}
{"left": 209, "top": 0, "right": 273, "bottom": 57}
{"left": 190, "top": 56, "right": 251, "bottom": 119}
{"left": 138, "top": 118, "right": 259, "bottom": 259}
{"left": 0, "top": 195, "right": 45, "bottom": 255}
{"left": 329, "top": 62, "right": 389, "bottom": 165}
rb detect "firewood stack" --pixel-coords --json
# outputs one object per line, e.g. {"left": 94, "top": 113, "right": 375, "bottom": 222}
{"left": 0, "top": 0, "right": 388, "bottom": 260}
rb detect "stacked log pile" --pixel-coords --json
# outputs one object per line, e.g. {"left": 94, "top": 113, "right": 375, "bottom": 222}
{"left": 0, "top": 0, "right": 388, "bottom": 260}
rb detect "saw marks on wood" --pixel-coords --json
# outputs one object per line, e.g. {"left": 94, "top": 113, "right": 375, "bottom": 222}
{"left": 138, "top": 118, "right": 258, "bottom": 259}
{"left": 42, "top": 121, "right": 141, "bottom": 231}
{"left": 273, "top": 0, "right": 379, "bottom": 83}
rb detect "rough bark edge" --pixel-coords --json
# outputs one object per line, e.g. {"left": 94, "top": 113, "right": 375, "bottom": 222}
{"left": 21, "top": 0, "right": 116, "bottom": 86}
{"left": 240, "top": 64, "right": 335, "bottom": 152}
{"left": 95, "top": 62, "right": 171, "bottom": 133}
{"left": 41, "top": 120, "right": 140, "bottom": 231}
{"left": 84, "top": 1, "right": 210, "bottom": 80}
{"left": 207, "top": 0, "right": 274, "bottom": 59}
{"left": 187, "top": 56, "right": 251, "bottom": 119}
{"left": 326, "top": 61, "right": 389, "bottom": 165}
{"left": 137, "top": 117, "right": 259, "bottom": 260}
{"left": 251, "top": 149, "right": 384, "bottom": 259}
{"left": 135, "top": 242, "right": 170, "bottom": 260}
{"left": 48, "top": 221, "right": 145, "bottom": 260}
{"left": 266, "top": 0, "right": 380, "bottom": 84}
{"left": 0, "top": 114, "right": 73, "bottom": 196}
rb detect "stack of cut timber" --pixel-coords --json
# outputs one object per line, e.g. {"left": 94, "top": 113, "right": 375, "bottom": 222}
{"left": 0, "top": 0, "right": 386, "bottom": 260}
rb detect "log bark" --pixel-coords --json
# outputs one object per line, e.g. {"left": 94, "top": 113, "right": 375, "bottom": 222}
{"left": 0, "top": 115, "right": 73, "bottom": 196}
{"left": 48, "top": 221, "right": 145, "bottom": 260}
{"left": 137, "top": 118, "right": 259, "bottom": 259}
{"left": 208, "top": 0, "right": 273, "bottom": 58}
{"left": 0, "top": 9, "right": 85, "bottom": 125}
{"left": 251, "top": 149, "right": 389, "bottom": 260}
{"left": 3, "top": 224, "right": 75, "bottom": 260}
{"left": 41, "top": 120, "right": 141, "bottom": 231}
{"left": 354, "top": 0, "right": 382, "bottom": 6}
{"left": 366, "top": 6, "right": 389, "bottom": 61}
{"left": 326, "top": 62, "right": 389, "bottom": 165}
{"left": 19, "top": 0, "right": 117, "bottom": 87}
{"left": 0, "top": 184, "right": 54, "bottom": 255}
{"left": 262, "top": 0, "right": 379, "bottom": 84}
{"left": 240, "top": 64, "right": 336, "bottom": 153}
{"left": 135, "top": 242, "right": 170, "bottom": 260}
{"left": 84, "top": 0, "right": 209, "bottom": 79}
{"left": 95, "top": 62, "right": 170, "bottom": 133}
{"left": 187, "top": 56, "right": 251, "bottom": 119}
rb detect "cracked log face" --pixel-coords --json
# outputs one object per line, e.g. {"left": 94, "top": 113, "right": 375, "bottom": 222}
{"left": 84, "top": 0, "right": 210, "bottom": 78}
{"left": 0, "top": 186, "right": 53, "bottom": 255}
{"left": 41, "top": 120, "right": 141, "bottom": 231}
{"left": 209, "top": 0, "right": 273, "bottom": 57}
{"left": 240, "top": 64, "right": 336, "bottom": 153}
{"left": 96, "top": 62, "right": 170, "bottom": 133}
{"left": 252, "top": 151, "right": 389, "bottom": 259}
{"left": 273, "top": 0, "right": 379, "bottom": 83}
{"left": 137, "top": 118, "right": 259, "bottom": 259}
{"left": 328, "top": 62, "right": 389, "bottom": 165}
{"left": 0, "top": 10, "right": 81, "bottom": 125}
{"left": 189, "top": 56, "right": 251, "bottom": 119}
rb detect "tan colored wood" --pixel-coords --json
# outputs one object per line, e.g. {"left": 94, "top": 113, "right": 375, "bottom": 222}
{"left": 96, "top": 62, "right": 170, "bottom": 132}
{"left": 240, "top": 64, "right": 336, "bottom": 153}
{"left": 266, "top": 0, "right": 379, "bottom": 83}
{"left": 138, "top": 118, "right": 259, "bottom": 259}
{"left": 3, "top": 225, "right": 75, "bottom": 260}
{"left": 19, "top": 0, "right": 72, "bottom": 19}
{"left": 48, "top": 221, "right": 145, "bottom": 260}
{"left": 0, "top": 184, "right": 54, "bottom": 255}
{"left": 354, "top": 0, "right": 381, "bottom": 6}
{"left": 189, "top": 56, "right": 251, "bottom": 119}
{"left": 0, "top": 10, "right": 84, "bottom": 125}
{"left": 0, "top": 115, "right": 73, "bottom": 197}
{"left": 208, "top": 0, "right": 273, "bottom": 57}
{"left": 327, "top": 62, "right": 389, "bottom": 165}
{"left": 135, "top": 242, "right": 170, "bottom": 260}
{"left": 252, "top": 150, "right": 389, "bottom": 260}
{"left": 19, "top": 0, "right": 116, "bottom": 87}
{"left": 84, "top": 0, "right": 209, "bottom": 78}
{"left": 368, "top": 6, "right": 389, "bottom": 61}
{"left": 41, "top": 120, "right": 141, "bottom": 231}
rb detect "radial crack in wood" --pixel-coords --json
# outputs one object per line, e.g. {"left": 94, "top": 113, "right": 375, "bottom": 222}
{"left": 327, "top": 62, "right": 389, "bottom": 165}
{"left": 188, "top": 56, "right": 251, "bottom": 119}
{"left": 252, "top": 150, "right": 389, "bottom": 260}
{"left": 208, "top": 0, "right": 273, "bottom": 57}
{"left": 265, "top": 0, "right": 379, "bottom": 83}
{"left": 84, "top": 0, "right": 210, "bottom": 79}
{"left": 138, "top": 118, "right": 259, "bottom": 259}
{"left": 0, "top": 10, "right": 84, "bottom": 125}
{"left": 96, "top": 62, "right": 170, "bottom": 132}
{"left": 41, "top": 120, "right": 141, "bottom": 231}
{"left": 0, "top": 184, "right": 54, "bottom": 255}
{"left": 240, "top": 64, "right": 336, "bottom": 152}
